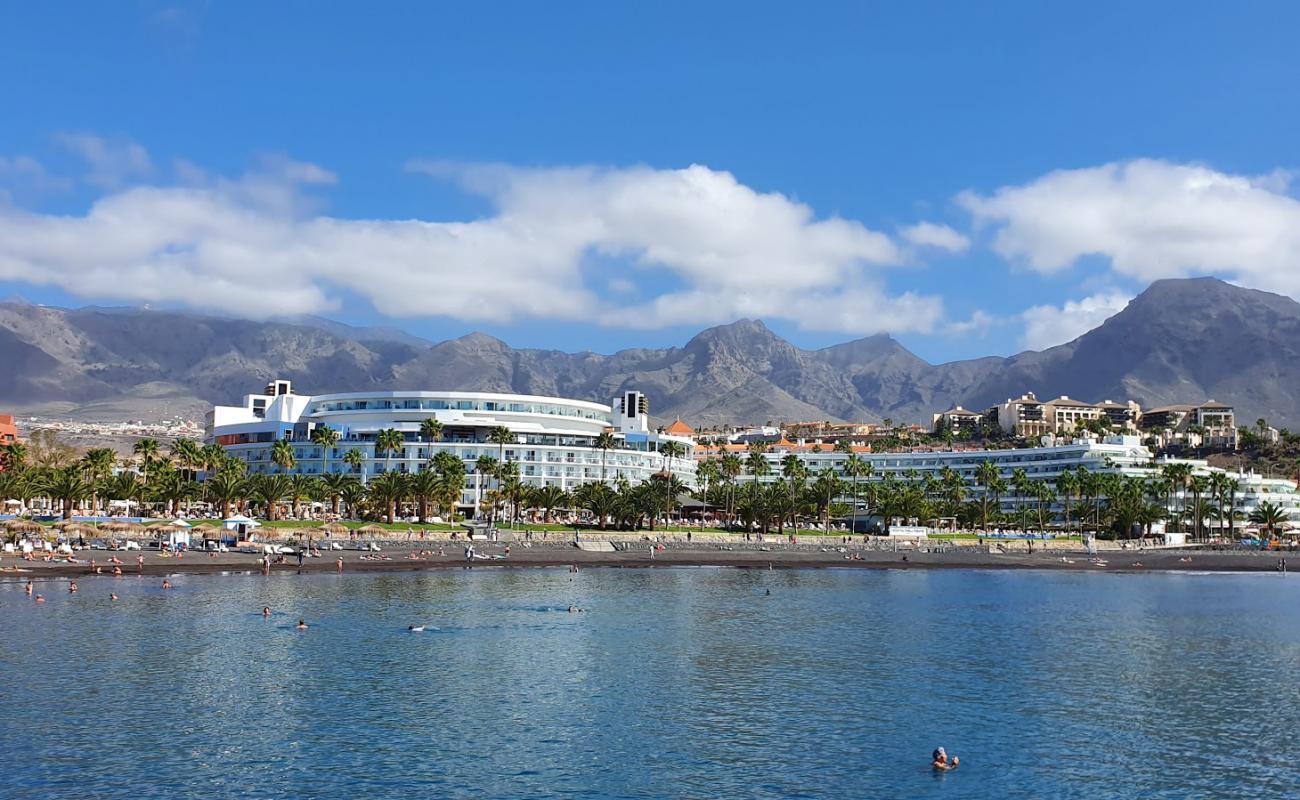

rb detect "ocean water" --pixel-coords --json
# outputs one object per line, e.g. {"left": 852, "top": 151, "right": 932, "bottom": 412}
{"left": 1, "top": 567, "right": 1297, "bottom": 799}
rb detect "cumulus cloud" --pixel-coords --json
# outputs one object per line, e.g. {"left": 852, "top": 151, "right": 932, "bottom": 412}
{"left": 55, "top": 132, "right": 154, "bottom": 189}
{"left": 900, "top": 221, "right": 969, "bottom": 253}
{"left": 0, "top": 152, "right": 942, "bottom": 334}
{"left": 1020, "top": 291, "right": 1132, "bottom": 350}
{"left": 959, "top": 159, "right": 1300, "bottom": 296}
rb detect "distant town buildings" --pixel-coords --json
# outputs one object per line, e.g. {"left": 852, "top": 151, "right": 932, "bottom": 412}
{"left": 931, "top": 392, "right": 1237, "bottom": 450}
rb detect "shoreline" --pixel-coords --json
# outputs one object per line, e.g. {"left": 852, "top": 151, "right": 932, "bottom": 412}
{"left": 2, "top": 543, "right": 1292, "bottom": 581}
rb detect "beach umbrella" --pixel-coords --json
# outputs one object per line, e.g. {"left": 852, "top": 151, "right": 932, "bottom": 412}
{"left": 323, "top": 522, "right": 348, "bottom": 536}
{"left": 2, "top": 519, "right": 42, "bottom": 534}
{"left": 355, "top": 524, "right": 386, "bottom": 537}
{"left": 104, "top": 521, "right": 144, "bottom": 534}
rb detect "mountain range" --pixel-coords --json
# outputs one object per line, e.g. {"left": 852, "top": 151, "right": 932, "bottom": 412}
{"left": 1, "top": 277, "right": 1297, "bottom": 428}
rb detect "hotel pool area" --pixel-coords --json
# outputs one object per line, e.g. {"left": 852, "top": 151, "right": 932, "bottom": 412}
{"left": 3, "top": 568, "right": 1298, "bottom": 799}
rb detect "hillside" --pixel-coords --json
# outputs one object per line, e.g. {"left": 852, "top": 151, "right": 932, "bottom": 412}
{"left": 1, "top": 277, "right": 1297, "bottom": 427}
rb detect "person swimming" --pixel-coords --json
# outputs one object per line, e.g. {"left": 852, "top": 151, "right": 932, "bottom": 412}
{"left": 931, "top": 747, "right": 959, "bottom": 771}
{"left": 296, "top": 619, "right": 309, "bottom": 629}
{"left": 408, "top": 625, "right": 425, "bottom": 632}
{"left": 262, "top": 606, "right": 271, "bottom": 617}
{"left": 34, "top": 594, "right": 45, "bottom": 603}
{"left": 68, "top": 581, "right": 77, "bottom": 593}
{"left": 110, "top": 593, "right": 119, "bottom": 601}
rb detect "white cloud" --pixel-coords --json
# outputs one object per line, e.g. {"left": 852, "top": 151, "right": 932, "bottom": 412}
{"left": 900, "top": 221, "right": 969, "bottom": 253}
{"left": 0, "top": 153, "right": 941, "bottom": 334}
{"left": 959, "top": 159, "right": 1300, "bottom": 296}
{"left": 946, "top": 309, "right": 999, "bottom": 336}
{"left": 0, "top": 155, "right": 72, "bottom": 194}
{"left": 54, "top": 132, "right": 154, "bottom": 189}
{"left": 1020, "top": 291, "right": 1132, "bottom": 350}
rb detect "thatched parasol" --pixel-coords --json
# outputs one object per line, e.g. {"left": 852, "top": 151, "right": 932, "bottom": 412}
{"left": 2, "top": 518, "right": 42, "bottom": 534}
{"left": 103, "top": 521, "right": 144, "bottom": 534}
{"left": 322, "top": 522, "right": 348, "bottom": 536}
{"left": 60, "top": 523, "right": 99, "bottom": 538}
{"left": 355, "top": 524, "right": 387, "bottom": 536}
{"left": 147, "top": 523, "right": 183, "bottom": 533}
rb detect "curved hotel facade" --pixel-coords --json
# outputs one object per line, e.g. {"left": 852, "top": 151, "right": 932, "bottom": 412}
{"left": 206, "top": 381, "right": 696, "bottom": 513}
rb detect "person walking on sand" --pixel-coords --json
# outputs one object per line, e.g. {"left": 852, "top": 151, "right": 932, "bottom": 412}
{"left": 336, "top": 556, "right": 343, "bottom": 573}
{"left": 137, "top": 554, "right": 145, "bottom": 573}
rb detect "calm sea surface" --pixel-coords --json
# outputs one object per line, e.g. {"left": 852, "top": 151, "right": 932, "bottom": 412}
{"left": 2, "top": 567, "right": 1297, "bottom": 799}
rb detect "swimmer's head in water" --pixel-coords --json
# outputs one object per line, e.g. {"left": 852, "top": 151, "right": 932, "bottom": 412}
{"left": 933, "top": 748, "right": 945, "bottom": 760}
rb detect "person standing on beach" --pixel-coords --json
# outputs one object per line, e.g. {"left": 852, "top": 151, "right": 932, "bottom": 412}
{"left": 137, "top": 554, "right": 145, "bottom": 573}
{"left": 336, "top": 556, "right": 343, "bottom": 573}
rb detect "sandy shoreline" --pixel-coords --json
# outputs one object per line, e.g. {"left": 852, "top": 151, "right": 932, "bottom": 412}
{"left": 1, "top": 541, "right": 1292, "bottom": 581}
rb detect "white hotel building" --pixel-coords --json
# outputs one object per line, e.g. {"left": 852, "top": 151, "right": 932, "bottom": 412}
{"left": 710, "top": 435, "right": 1300, "bottom": 528}
{"left": 206, "top": 381, "right": 696, "bottom": 513}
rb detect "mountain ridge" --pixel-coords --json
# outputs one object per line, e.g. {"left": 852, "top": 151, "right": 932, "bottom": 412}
{"left": 2, "top": 277, "right": 1298, "bottom": 427}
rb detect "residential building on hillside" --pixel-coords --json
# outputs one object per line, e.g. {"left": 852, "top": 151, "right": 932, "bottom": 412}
{"left": 930, "top": 406, "right": 984, "bottom": 434}
{"left": 0, "top": 414, "right": 16, "bottom": 446}
{"left": 207, "top": 381, "right": 696, "bottom": 515}
{"left": 1041, "top": 396, "right": 1103, "bottom": 431}
{"left": 1141, "top": 401, "right": 1238, "bottom": 450}
{"left": 991, "top": 392, "right": 1052, "bottom": 438}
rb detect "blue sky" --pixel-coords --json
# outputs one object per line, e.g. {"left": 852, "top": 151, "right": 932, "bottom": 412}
{"left": 3, "top": 2, "right": 1300, "bottom": 362}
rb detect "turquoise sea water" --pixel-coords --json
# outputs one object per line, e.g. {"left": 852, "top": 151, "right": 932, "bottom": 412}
{"left": 2, "top": 567, "right": 1297, "bottom": 799}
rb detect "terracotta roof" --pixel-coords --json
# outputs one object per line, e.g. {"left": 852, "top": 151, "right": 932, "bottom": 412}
{"left": 663, "top": 418, "right": 695, "bottom": 435}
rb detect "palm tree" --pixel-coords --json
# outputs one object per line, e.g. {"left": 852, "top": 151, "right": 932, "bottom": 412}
{"left": 1189, "top": 475, "right": 1210, "bottom": 541}
{"left": 81, "top": 447, "right": 117, "bottom": 515}
{"left": 488, "top": 425, "right": 514, "bottom": 465}
{"left": 594, "top": 430, "right": 617, "bottom": 482}
{"left": 319, "top": 473, "right": 355, "bottom": 517}
{"left": 374, "top": 428, "right": 405, "bottom": 476}
{"left": 843, "top": 453, "right": 871, "bottom": 518}
{"left": 340, "top": 480, "right": 367, "bottom": 521}
{"left": 419, "top": 417, "right": 444, "bottom": 445}
{"left": 200, "top": 443, "right": 227, "bottom": 480}
{"left": 42, "top": 466, "right": 91, "bottom": 520}
{"left": 975, "top": 460, "right": 1001, "bottom": 530}
{"left": 1055, "top": 468, "right": 1078, "bottom": 534}
{"left": 1223, "top": 477, "right": 1240, "bottom": 541}
{"left": 474, "top": 455, "right": 499, "bottom": 523}
{"left": 133, "top": 438, "right": 161, "bottom": 487}
{"left": 1011, "top": 468, "right": 1033, "bottom": 530}
{"left": 206, "top": 470, "right": 247, "bottom": 519}
{"left": 574, "top": 481, "right": 618, "bottom": 529}
{"left": 409, "top": 470, "right": 441, "bottom": 523}
{"left": 151, "top": 467, "right": 195, "bottom": 518}
{"left": 287, "top": 474, "right": 318, "bottom": 519}
{"left": 251, "top": 474, "right": 291, "bottom": 521}
{"left": 695, "top": 458, "right": 721, "bottom": 524}
{"left": 311, "top": 425, "right": 340, "bottom": 476}
{"left": 271, "top": 439, "right": 296, "bottom": 474}
{"left": 343, "top": 448, "right": 366, "bottom": 482}
{"left": 811, "top": 468, "right": 843, "bottom": 533}
{"left": 170, "top": 437, "right": 201, "bottom": 481}
{"left": 529, "top": 484, "right": 570, "bottom": 523}
{"left": 719, "top": 452, "right": 742, "bottom": 529}
{"left": 1249, "top": 501, "right": 1287, "bottom": 543}
{"left": 367, "top": 471, "right": 407, "bottom": 523}
{"left": 1, "top": 441, "right": 28, "bottom": 471}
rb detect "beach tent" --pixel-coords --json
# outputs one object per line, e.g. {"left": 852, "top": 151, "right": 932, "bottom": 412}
{"left": 222, "top": 514, "right": 261, "bottom": 537}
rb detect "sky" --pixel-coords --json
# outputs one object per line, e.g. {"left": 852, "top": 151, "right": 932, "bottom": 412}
{"left": 2, "top": 2, "right": 1300, "bottom": 363}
